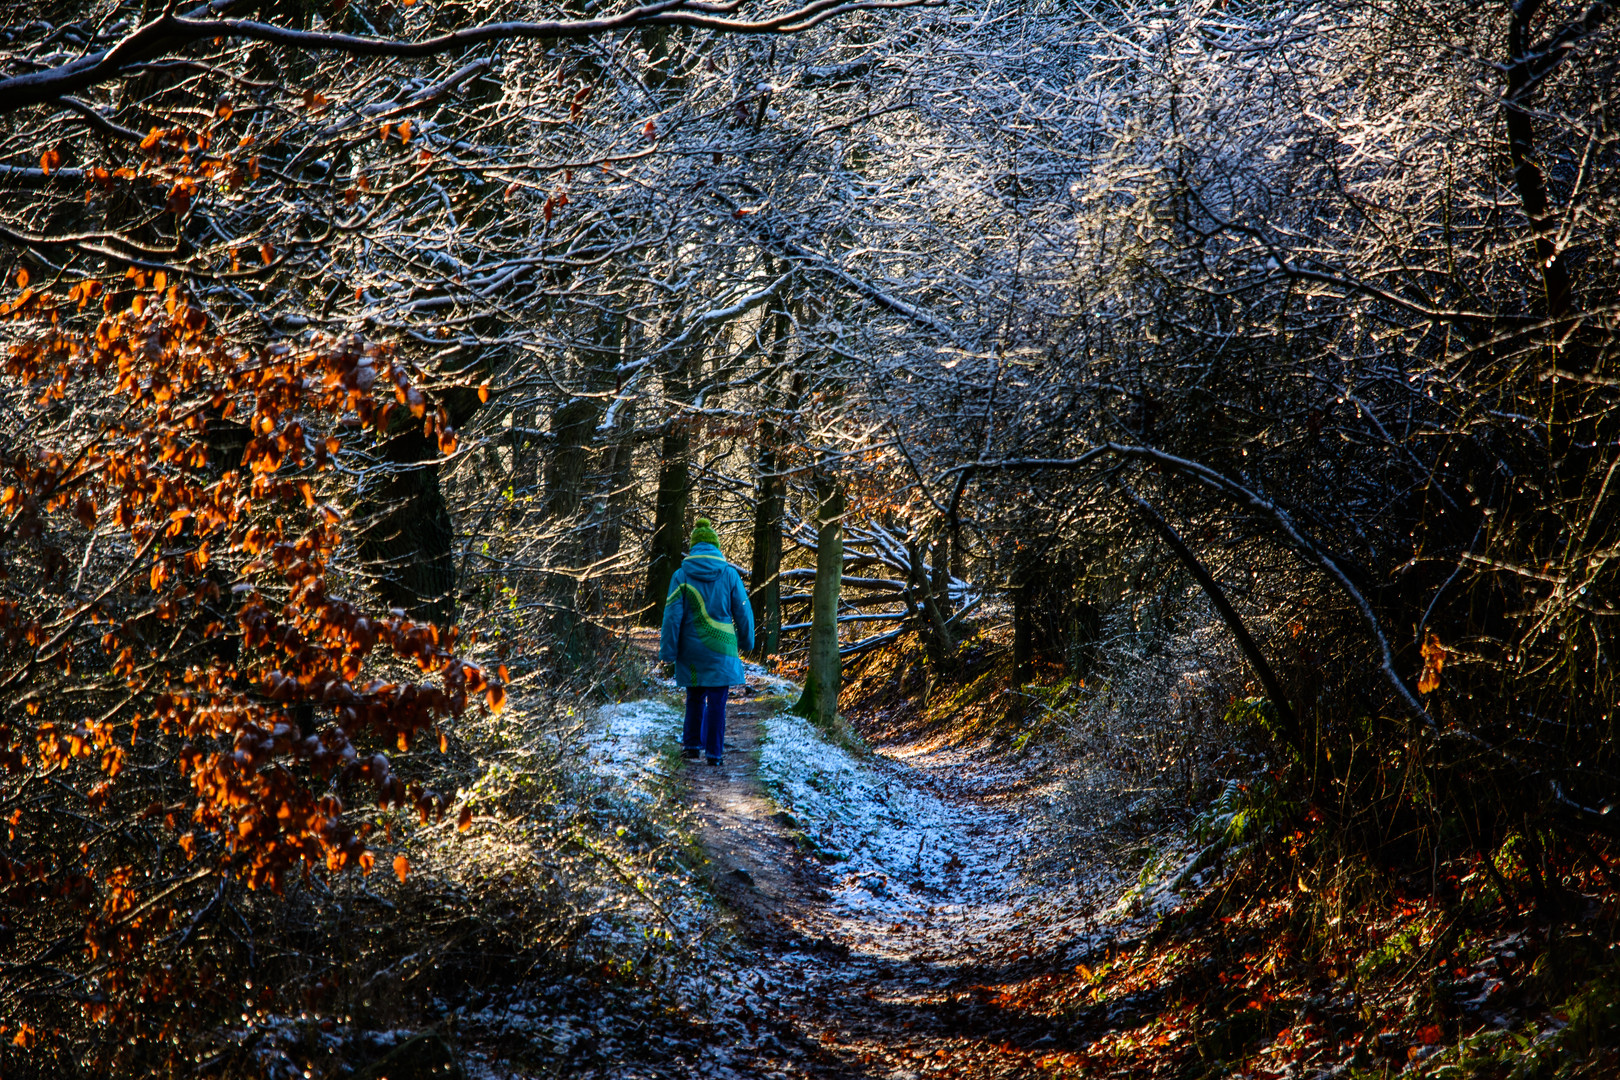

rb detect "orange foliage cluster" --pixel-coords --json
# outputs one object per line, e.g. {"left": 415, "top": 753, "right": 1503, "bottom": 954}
{"left": 0, "top": 273, "right": 502, "bottom": 1029}
{"left": 74, "top": 111, "right": 263, "bottom": 219}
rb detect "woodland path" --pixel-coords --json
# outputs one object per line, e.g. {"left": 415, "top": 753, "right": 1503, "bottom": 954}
{"left": 671, "top": 678, "right": 1134, "bottom": 1080}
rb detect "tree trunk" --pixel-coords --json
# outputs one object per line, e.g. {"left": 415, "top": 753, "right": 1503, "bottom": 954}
{"left": 641, "top": 365, "right": 693, "bottom": 626}
{"left": 748, "top": 310, "right": 796, "bottom": 659}
{"left": 749, "top": 440, "right": 785, "bottom": 659}
{"left": 545, "top": 309, "right": 620, "bottom": 664}
{"left": 1012, "top": 577, "right": 1034, "bottom": 686}
{"left": 543, "top": 394, "right": 602, "bottom": 520}
{"left": 793, "top": 470, "right": 845, "bottom": 729}
{"left": 545, "top": 309, "right": 620, "bottom": 522}
{"left": 356, "top": 427, "right": 457, "bottom": 625}
{"left": 907, "top": 535, "right": 956, "bottom": 668}
{"left": 595, "top": 396, "right": 639, "bottom": 563}
{"left": 930, "top": 531, "right": 952, "bottom": 619}
{"left": 1503, "top": 5, "right": 1573, "bottom": 322}
{"left": 503, "top": 386, "right": 539, "bottom": 500}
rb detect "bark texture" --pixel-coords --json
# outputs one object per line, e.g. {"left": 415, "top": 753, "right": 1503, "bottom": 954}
{"left": 793, "top": 470, "right": 845, "bottom": 728}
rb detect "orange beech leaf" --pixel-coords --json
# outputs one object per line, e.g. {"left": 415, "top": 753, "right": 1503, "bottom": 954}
{"left": 14, "top": 267, "right": 28, "bottom": 289}
{"left": 1417, "top": 632, "right": 1446, "bottom": 694}
{"left": 40, "top": 148, "right": 61, "bottom": 175}
{"left": 458, "top": 805, "right": 473, "bottom": 832}
{"left": 393, "top": 854, "right": 409, "bottom": 882}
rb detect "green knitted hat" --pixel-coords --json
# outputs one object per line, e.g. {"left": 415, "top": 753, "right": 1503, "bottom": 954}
{"left": 690, "top": 517, "right": 720, "bottom": 548}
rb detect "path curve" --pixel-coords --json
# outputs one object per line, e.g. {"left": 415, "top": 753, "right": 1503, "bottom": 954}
{"left": 677, "top": 678, "right": 1128, "bottom": 1079}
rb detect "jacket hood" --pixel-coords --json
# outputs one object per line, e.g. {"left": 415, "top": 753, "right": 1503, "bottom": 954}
{"left": 681, "top": 542, "right": 729, "bottom": 582}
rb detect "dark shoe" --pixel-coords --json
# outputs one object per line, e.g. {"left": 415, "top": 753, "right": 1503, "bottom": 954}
{"left": 681, "top": 747, "right": 701, "bottom": 760}
{"left": 706, "top": 756, "right": 723, "bottom": 767}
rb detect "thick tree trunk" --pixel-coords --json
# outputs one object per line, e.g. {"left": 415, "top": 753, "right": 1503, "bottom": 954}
{"left": 545, "top": 310, "right": 620, "bottom": 665}
{"left": 748, "top": 311, "right": 796, "bottom": 659}
{"left": 545, "top": 310, "right": 620, "bottom": 522}
{"left": 793, "top": 470, "right": 845, "bottom": 728}
{"left": 543, "top": 395, "right": 602, "bottom": 520}
{"left": 642, "top": 366, "right": 693, "bottom": 626}
{"left": 595, "top": 397, "right": 639, "bottom": 563}
{"left": 749, "top": 442, "right": 785, "bottom": 659}
{"left": 930, "top": 531, "right": 952, "bottom": 619}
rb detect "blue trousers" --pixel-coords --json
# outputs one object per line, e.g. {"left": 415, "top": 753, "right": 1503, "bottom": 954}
{"left": 683, "top": 686, "right": 728, "bottom": 760}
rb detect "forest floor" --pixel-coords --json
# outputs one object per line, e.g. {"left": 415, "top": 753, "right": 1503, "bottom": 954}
{"left": 618, "top": 640, "right": 1167, "bottom": 1079}
{"left": 547, "top": 639, "right": 1620, "bottom": 1080}
{"left": 421, "top": 634, "right": 1618, "bottom": 1080}
{"left": 686, "top": 701, "right": 1144, "bottom": 1079}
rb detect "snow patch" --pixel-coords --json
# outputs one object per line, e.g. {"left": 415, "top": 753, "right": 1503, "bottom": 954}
{"left": 582, "top": 698, "right": 683, "bottom": 782}
{"left": 758, "top": 712, "right": 1026, "bottom": 926}
{"left": 742, "top": 659, "right": 798, "bottom": 698}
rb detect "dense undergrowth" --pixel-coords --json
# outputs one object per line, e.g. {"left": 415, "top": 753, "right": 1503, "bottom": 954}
{"left": 5, "top": 642, "right": 750, "bottom": 1079}
{"left": 838, "top": 619, "right": 1620, "bottom": 1078}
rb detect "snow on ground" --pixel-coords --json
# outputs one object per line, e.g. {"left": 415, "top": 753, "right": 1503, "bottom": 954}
{"left": 741, "top": 660, "right": 799, "bottom": 698}
{"left": 575, "top": 698, "right": 796, "bottom": 1072}
{"left": 583, "top": 698, "right": 684, "bottom": 780}
{"left": 755, "top": 710, "right": 1131, "bottom": 970}
{"left": 758, "top": 712, "right": 1026, "bottom": 925}
{"left": 584, "top": 688, "right": 1167, "bottom": 970}
{"left": 450, "top": 696, "right": 783, "bottom": 1078}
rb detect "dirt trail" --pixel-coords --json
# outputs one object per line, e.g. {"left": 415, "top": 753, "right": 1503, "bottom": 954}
{"left": 684, "top": 695, "right": 832, "bottom": 938}
{"left": 677, "top": 681, "right": 1127, "bottom": 1079}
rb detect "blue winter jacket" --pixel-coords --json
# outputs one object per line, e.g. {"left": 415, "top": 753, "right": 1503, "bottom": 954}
{"left": 659, "top": 542, "right": 754, "bottom": 688}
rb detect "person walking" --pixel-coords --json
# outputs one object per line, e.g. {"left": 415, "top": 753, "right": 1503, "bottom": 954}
{"left": 659, "top": 517, "right": 754, "bottom": 765}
